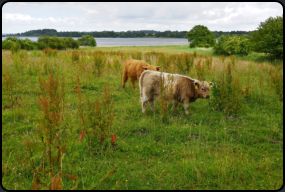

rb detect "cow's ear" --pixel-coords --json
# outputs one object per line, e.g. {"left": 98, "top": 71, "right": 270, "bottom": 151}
{"left": 156, "top": 66, "right": 163, "bottom": 71}
{"left": 141, "top": 66, "right": 148, "bottom": 70}
{"left": 194, "top": 82, "right": 199, "bottom": 89}
{"left": 209, "top": 82, "right": 214, "bottom": 88}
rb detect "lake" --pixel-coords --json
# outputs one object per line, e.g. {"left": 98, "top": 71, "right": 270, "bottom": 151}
{"left": 2, "top": 37, "right": 189, "bottom": 46}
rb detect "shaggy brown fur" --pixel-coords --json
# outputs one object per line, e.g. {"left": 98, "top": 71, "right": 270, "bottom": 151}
{"left": 122, "top": 58, "right": 162, "bottom": 89}
{"left": 139, "top": 70, "right": 214, "bottom": 115}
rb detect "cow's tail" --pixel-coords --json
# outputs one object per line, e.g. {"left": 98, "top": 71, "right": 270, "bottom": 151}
{"left": 139, "top": 70, "right": 148, "bottom": 100}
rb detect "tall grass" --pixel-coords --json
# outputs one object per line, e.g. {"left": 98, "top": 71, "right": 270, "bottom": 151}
{"left": 1, "top": 47, "right": 283, "bottom": 190}
{"left": 209, "top": 62, "right": 243, "bottom": 115}
{"left": 269, "top": 62, "right": 283, "bottom": 101}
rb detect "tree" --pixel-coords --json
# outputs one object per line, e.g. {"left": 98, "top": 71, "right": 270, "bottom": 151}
{"left": 187, "top": 25, "right": 216, "bottom": 48}
{"left": 249, "top": 15, "right": 283, "bottom": 58}
{"left": 77, "top": 35, "right": 96, "bottom": 46}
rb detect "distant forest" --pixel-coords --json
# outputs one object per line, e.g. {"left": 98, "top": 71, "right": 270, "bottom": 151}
{"left": 3, "top": 29, "right": 252, "bottom": 38}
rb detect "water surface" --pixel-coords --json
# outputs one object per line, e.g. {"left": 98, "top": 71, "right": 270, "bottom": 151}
{"left": 2, "top": 37, "right": 189, "bottom": 46}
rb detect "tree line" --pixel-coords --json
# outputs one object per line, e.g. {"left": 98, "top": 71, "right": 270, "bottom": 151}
{"left": 3, "top": 29, "right": 251, "bottom": 39}
{"left": 187, "top": 15, "right": 283, "bottom": 59}
{"left": 2, "top": 35, "right": 97, "bottom": 51}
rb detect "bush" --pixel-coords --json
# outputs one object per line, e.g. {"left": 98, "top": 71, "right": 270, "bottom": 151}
{"left": 37, "top": 35, "right": 78, "bottom": 50}
{"left": 2, "top": 40, "right": 16, "bottom": 50}
{"left": 18, "top": 38, "right": 35, "bottom": 50}
{"left": 189, "top": 43, "right": 195, "bottom": 48}
{"left": 213, "top": 35, "right": 250, "bottom": 56}
{"left": 71, "top": 39, "right": 80, "bottom": 49}
{"left": 78, "top": 35, "right": 97, "bottom": 47}
{"left": 35, "top": 42, "right": 48, "bottom": 50}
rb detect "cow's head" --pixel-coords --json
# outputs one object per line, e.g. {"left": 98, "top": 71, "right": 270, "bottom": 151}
{"left": 194, "top": 81, "right": 214, "bottom": 99}
{"left": 141, "top": 65, "right": 163, "bottom": 71}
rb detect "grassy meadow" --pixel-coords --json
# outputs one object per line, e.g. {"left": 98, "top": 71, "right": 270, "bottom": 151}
{"left": 2, "top": 45, "right": 283, "bottom": 190}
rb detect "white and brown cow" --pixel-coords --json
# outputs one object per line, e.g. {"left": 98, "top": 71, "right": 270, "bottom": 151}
{"left": 139, "top": 70, "right": 214, "bottom": 115}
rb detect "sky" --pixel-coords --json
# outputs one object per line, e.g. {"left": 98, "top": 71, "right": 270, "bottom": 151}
{"left": 2, "top": 2, "right": 283, "bottom": 34}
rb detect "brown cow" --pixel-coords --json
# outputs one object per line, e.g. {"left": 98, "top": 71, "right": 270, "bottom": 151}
{"left": 139, "top": 70, "right": 214, "bottom": 115}
{"left": 122, "top": 58, "right": 162, "bottom": 89}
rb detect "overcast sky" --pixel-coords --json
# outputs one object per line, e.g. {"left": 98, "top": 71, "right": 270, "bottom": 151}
{"left": 2, "top": 2, "right": 283, "bottom": 34}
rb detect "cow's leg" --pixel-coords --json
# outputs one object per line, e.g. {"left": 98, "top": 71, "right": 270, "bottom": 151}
{"left": 171, "top": 100, "right": 178, "bottom": 110}
{"left": 131, "top": 78, "right": 136, "bottom": 89}
{"left": 183, "top": 101, "right": 190, "bottom": 116}
{"left": 122, "top": 71, "right": 128, "bottom": 88}
{"left": 142, "top": 100, "right": 148, "bottom": 114}
{"left": 148, "top": 99, "right": 155, "bottom": 111}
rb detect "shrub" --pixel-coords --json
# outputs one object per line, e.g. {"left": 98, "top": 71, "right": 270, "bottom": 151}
{"left": 213, "top": 35, "right": 250, "bottom": 56}
{"left": 189, "top": 43, "right": 195, "bottom": 48}
{"left": 78, "top": 35, "right": 97, "bottom": 47}
{"left": 2, "top": 40, "right": 20, "bottom": 50}
{"left": 71, "top": 39, "right": 80, "bottom": 49}
{"left": 35, "top": 42, "right": 48, "bottom": 50}
{"left": 37, "top": 35, "right": 77, "bottom": 50}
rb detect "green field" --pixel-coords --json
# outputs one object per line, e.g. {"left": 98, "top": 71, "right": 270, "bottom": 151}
{"left": 2, "top": 45, "right": 283, "bottom": 190}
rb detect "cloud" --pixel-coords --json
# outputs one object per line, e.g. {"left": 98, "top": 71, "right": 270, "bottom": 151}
{"left": 3, "top": 13, "right": 33, "bottom": 22}
{"left": 2, "top": 2, "right": 283, "bottom": 33}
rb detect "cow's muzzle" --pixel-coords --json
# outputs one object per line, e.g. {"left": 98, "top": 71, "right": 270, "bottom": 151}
{"left": 206, "top": 95, "right": 210, "bottom": 99}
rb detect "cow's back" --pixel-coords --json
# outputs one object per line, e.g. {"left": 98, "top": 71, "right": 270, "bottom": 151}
{"left": 125, "top": 58, "right": 147, "bottom": 78}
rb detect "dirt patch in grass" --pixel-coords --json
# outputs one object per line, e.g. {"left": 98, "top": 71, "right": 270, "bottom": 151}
{"left": 226, "top": 116, "right": 239, "bottom": 120}
{"left": 134, "top": 131, "right": 149, "bottom": 135}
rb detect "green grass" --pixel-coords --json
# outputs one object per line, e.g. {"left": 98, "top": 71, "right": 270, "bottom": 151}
{"left": 2, "top": 47, "right": 283, "bottom": 190}
{"left": 237, "top": 52, "right": 283, "bottom": 65}
{"left": 80, "top": 45, "right": 213, "bottom": 54}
